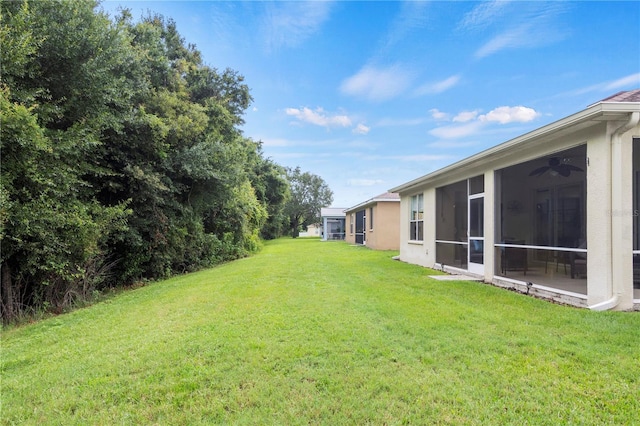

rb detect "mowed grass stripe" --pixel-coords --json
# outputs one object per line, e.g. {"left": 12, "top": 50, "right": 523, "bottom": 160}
{"left": 2, "top": 238, "right": 639, "bottom": 425}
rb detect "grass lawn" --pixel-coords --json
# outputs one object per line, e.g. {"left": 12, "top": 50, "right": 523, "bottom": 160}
{"left": 2, "top": 238, "right": 639, "bottom": 424}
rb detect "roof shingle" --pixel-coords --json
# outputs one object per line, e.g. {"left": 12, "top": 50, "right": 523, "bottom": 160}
{"left": 595, "top": 89, "right": 640, "bottom": 103}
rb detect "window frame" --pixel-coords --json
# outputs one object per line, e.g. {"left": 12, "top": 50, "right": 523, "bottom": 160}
{"left": 409, "top": 193, "right": 424, "bottom": 241}
{"left": 369, "top": 207, "right": 374, "bottom": 230}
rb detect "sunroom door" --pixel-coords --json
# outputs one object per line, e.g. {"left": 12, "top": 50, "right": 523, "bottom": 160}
{"left": 468, "top": 194, "right": 484, "bottom": 275}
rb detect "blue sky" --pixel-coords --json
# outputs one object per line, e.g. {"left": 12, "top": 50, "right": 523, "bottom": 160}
{"left": 100, "top": 1, "right": 640, "bottom": 208}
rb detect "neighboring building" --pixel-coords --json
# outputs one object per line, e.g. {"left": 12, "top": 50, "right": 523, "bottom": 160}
{"left": 320, "top": 207, "right": 346, "bottom": 241}
{"left": 299, "top": 223, "right": 321, "bottom": 237}
{"left": 390, "top": 90, "right": 640, "bottom": 311}
{"left": 345, "top": 192, "right": 400, "bottom": 250}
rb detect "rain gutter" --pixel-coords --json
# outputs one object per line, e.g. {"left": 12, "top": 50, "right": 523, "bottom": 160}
{"left": 589, "top": 111, "right": 640, "bottom": 311}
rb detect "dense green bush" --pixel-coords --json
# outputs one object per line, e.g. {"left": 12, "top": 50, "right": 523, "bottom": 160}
{"left": 0, "top": 0, "right": 289, "bottom": 322}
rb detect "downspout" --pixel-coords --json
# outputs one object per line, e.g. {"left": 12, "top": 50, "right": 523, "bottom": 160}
{"left": 589, "top": 111, "right": 640, "bottom": 311}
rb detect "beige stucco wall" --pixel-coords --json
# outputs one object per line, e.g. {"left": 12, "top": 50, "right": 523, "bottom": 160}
{"left": 585, "top": 126, "right": 612, "bottom": 305}
{"left": 366, "top": 201, "right": 400, "bottom": 250}
{"left": 398, "top": 189, "right": 433, "bottom": 267}
{"left": 345, "top": 213, "right": 355, "bottom": 245}
{"left": 305, "top": 224, "right": 320, "bottom": 236}
{"left": 345, "top": 201, "right": 400, "bottom": 250}
{"left": 483, "top": 170, "right": 495, "bottom": 282}
{"left": 586, "top": 121, "right": 639, "bottom": 309}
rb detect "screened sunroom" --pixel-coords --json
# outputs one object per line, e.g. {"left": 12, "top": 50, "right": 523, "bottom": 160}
{"left": 391, "top": 90, "right": 640, "bottom": 310}
{"left": 495, "top": 145, "right": 587, "bottom": 295}
{"left": 433, "top": 145, "right": 588, "bottom": 296}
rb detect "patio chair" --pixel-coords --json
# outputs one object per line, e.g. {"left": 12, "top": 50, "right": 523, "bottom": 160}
{"left": 570, "top": 252, "right": 587, "bottom": 278}
{"left": 501, "top": 240, "right": 528, "bottom": 275}
{"left": 544, "top": 250, "right": 570, "bottom": 274}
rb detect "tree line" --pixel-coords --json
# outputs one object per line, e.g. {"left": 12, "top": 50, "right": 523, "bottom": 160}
{"left": 0, "top": 0, "right": 333, "bottom": 323}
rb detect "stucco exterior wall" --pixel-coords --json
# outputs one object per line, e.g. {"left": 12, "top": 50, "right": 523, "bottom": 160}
{"left": 483, "top": 170, "right": 495, "bottom": 282}
{"left": 345, "top": 201, "right": 400, "bottom": 250}
{"left": 399, "top": 189, "right": 433, "bottom": 268}
{"left": 586, "top": 126, "right": 612, "bottom": 305}
{"left": 345, "top": 213, "right": 355, "bottom": 245}
{"left": 584, "top": 122, "right": 639, "bottom": 309}
{"left": 366, "top": 201, "right": 400, "bottom": 250}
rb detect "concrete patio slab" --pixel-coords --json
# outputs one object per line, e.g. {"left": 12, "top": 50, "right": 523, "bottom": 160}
{"left": 429, "top": 274, "right": 483, "bottom": 282}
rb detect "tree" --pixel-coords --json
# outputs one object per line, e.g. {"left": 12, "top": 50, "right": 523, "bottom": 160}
{"left": 1, "top": 1, "right": 289, "bottom": 322}
{"left": 245, "top": 142, "right": 290, "bottom": 240}
{"left": 88, "top": 11, "right": 267, "bottom": 281}
{"left": 1, "top": 0, "right": 130, "bottom": 321}
{"left": 284, "top": 167, "right": 333, "bottom": 237}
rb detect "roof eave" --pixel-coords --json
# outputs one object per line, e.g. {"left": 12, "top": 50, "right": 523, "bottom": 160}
{"left": 344, "top": 197, "right": 400, "bottom": 213}
{"left": 389, "top": 102, "right": 639, "bottom": 195}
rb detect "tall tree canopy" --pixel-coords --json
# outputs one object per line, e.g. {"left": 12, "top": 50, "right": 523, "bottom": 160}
{"left": 0, "top": 0, "right": 293, "bottom": 322}
{"left": 284, "top": 167, "right": 334, "bottom": 237}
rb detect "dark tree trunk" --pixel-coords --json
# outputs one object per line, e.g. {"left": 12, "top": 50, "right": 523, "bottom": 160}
{"left": 1, "top": 262, "right": 15, "bottom": 323}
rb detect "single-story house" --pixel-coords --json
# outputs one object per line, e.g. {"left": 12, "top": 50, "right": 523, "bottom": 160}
{"left": 320, "top": 207, "right": 346, "bottom": 241}
{"left": 299, "top": 223, "right": 321, "bottom": 237}
{"left": 345, "top": 192, "right": 400, "bottom": 250}
{"left": 390, "top": 90, "right": 640, "bottom": 311}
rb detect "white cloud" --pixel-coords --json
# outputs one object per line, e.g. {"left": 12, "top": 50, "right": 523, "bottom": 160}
{"left": 415, "top": 74, "right": 461, "bottom": 96}
{"left": 285, "top": 107, "right": 352, "bottom": 128}
{"left": 566, "top": 73, "right": 640, "bottom": 96}
{"left": 603, "top": 73, "right": 640, "bottom": 91}
{"left": 261, "top": 2, "right": 333, "bottom": 52}
{"left": 457, "top": 0, "right": 511, "bottom": 31}
{"left": 429, "top": 105, "right": 540, "bottom": 139}
{"left": 479, "top": 106, "right": 540, "bottom": 124}
{"left": 382, "top": 1, "right": 431, "bottom": 50}
{"left": 347, "top": 178, "right": 384, "bottom": 187}
{"left": 353, "top": 123, "right": 370, "bottom": 135}
{"left": 429, "top": 121, "right": 485, "bottom": 139}
{"left": 475, "top": 28, "right": 521, "bottom": 58}
{"left": 429, "top": 108, "right": 450, "bottom": 121}
{"left": 470, "top": 3, "right": 569, "bottom": 58}
{"left": 340, "top": 65, "right": 413, "bottom": 101}
{"left": 453, "top": 110, "right": 479, "bottom": 123}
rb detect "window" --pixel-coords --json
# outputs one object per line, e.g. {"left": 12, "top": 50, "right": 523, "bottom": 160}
{"left": 469, "top": 175, "right": 484, "bottom": 195}
{"left": 350, "top": 213, "right": 354, "bottom": 234}
{"left": 370, "top": 207, "right": 374, "bottom": 230}
{"left": 410, "top": 194, "right": 424, "bottom": 241}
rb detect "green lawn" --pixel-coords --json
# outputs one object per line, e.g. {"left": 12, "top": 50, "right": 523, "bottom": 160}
{"left": 2, "top": 238, "right": 639, "bottom": 425}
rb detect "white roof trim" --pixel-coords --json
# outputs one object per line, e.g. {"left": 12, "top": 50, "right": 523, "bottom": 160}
{"left": 344, "top": 197, "right": 400, "bottom": 213}
{"left": 390, "top": 100, "right": 640, "bottom": 194}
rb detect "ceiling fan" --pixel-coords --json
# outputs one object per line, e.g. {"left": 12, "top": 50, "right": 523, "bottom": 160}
{"left": 529, "top": 157, "right": 584, "bottom": 177}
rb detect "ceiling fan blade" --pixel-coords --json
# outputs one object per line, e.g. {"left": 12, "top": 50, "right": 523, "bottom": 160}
{"left": 529, "top": 166, "right": 549, "bottom": 176}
